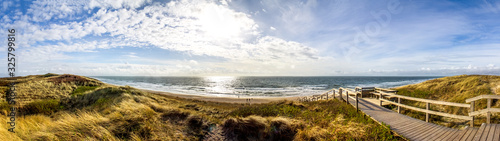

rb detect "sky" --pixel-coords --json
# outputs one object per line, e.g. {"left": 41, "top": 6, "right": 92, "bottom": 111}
{"left": 1, "top": 0, "right": 500, "bottom": 76}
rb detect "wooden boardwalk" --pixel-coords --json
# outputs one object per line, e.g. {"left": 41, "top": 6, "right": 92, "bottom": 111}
{"left": 336, "top": 92, "right": 500, "bottom": 141}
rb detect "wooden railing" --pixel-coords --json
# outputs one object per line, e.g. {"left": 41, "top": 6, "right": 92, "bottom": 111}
{"left": 298, "top": 87, "right": 500, "bottom": 127}
{"left": 375, "top": 90, "right": 500, "bottom": 127}
{"left": 339, "top": 87, "right": 360, "bottom": 111}
{"left": 466, "top": 95, "right": 500, "bottom": 125}
{"left": 297, "top": 88, "right": 336, "bottom": 102}
{"left": 376, "top": 91, "right": 471, "bottom": 123}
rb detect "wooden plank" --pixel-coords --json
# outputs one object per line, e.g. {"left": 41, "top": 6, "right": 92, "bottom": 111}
{"left": 461, "top": 128, "right": 478, "bottom": 141}
{"left": 486, "top": 124, "right": 497, "bottom": 141}
{"left": 466, "top": 128, "right": 479, "bottom": 141}
{"left": 381, "top": 99, "right": 471, "bottom": 120}
{"left": 404, "top": 123, "right": 436, "bottom": 140}
{"left": 393, "top": 120, "right": 426, "bottom": 135}
{"left": 424, "top": 126, "right": 454, "bottom": 141}
{"left": 398, "top": 122, "right": 430, "bottom": 139}
{"left": 413, "top": 126, "right": 442, "bottom": 140}
{"left": 466, "top": 95, "right": 500, "bottom": 103}
{"left": 414, "top": 123, "right": 444, "bottom": 139}
{"left": 450, "top": 130, "right": 466, "bottom": 141}
{"left": 437, "top": 130, "right": 459, "bottom": 141}
{"left": 493, "top": 124, "right": 500, "bottom": 141}
{"left": 448, "top": 128, "right": 468, "bottom": 141}
{"left": 389, "top": 118, "right": 415, "bottom": 128}
{"left": 412, "top": 122, "right": 446, "bottom": 140}
{"left": 458, "top": 127, "right": 473, "bottom": 141}
{"left": 390, "top": 118, "right": 421, "bottom": 129}
{"left": 396, "top": 121, "right": 429, "bottom": 135}
{"left": 434, "top": 129, "right": 456, "bottom": 141}
{"left": 481, "top": 124, "right": 494, "bottom": 141}
{"left": 473, "top": 123, "right": 487, "bottom": 141}
{"left": 379, "top": 116, "right": 408, "bottom": 127}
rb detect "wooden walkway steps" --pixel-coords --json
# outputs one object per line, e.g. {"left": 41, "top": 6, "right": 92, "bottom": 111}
{"left": 336, "top": 92, "right": 500, "bottom": 141}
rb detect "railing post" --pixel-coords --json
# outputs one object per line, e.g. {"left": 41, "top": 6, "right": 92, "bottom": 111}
{"left": 333, "top": 90, "right": 335, "bottom": 99}
{"left": 346, "top": 91, "right": 349, "bottom": 105}
{"left": 487, "top": 98, "right": 491, "bottom": 124}
{"left": 356, "top": 93, "right": 359, "bottom": 111}
{"left": 326, "top": 91, "right": 329, "bottom": 100}
{"left": 397, "top": 97, "right": 401, "bottom": 114}
{"left": 470, "top": 101, "right": 474, "bottom": 127}
{"left": 339, "top": 88, "right": 343, "bottom": 101}
{"left": 426, "top": 102, "right": 430, "bottom": 122}
{"left": 379, "top": 93, "right": 383, "bottom": 106}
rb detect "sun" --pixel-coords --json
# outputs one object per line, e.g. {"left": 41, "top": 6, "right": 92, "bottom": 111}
{"left": 196, "top": 4, "right": 251, "bottom": 40}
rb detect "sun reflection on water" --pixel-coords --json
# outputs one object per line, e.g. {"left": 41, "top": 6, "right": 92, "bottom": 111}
{"left": 204, "top": 76, "right": 237, "bottom": 94}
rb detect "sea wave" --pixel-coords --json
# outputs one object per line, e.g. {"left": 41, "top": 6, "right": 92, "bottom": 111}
{"left": 92, "top": 76, "right": 438, "bottom": 97}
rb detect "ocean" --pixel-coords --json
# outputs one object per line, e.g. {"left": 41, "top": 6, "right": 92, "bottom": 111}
{"left": 91, "top": 76, "right": 441, "bottom": 98}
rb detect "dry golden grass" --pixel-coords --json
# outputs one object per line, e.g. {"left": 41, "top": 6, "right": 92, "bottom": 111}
{"left": 394, "top": 75, "right": 500, "bottom": 127}
{"left": 0, "top": 73, "right": 401, "bottom": 140}
{"left": 396, "top": 75, "right": 500, "bottom": 103}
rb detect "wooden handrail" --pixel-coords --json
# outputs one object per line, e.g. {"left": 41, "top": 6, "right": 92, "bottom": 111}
{"left": 376, "top": 88, "right": 473, "bottom": 125}
{"left": 375, "top": 87, "right": 398, "bottom": 93}
{"left": 304, "top": 87, "right": 499, "bottom": 128}
{"left": 380, "top": 99, "right": 472, "bottom": 120}
{"left": 380, "top": 94, "right": 470, "bottom": 108}
{"left": 469, "top": 108, "right": 500, "bottom": 116}
{"left": 465, "top": 95, "right": 500, "bottom": 103}
{"left": 464, "top": 94, "right": 500, "bottom": 124}
{"left": 338, "top": 87, "right": 360, "bottom": 111}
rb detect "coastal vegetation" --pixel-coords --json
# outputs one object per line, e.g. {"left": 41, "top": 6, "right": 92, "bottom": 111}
{"left": 0, "top": 74, "right": 400, "bottom": 140}
{"left": 393, "top": 75, "right": 500, "bottom": 128}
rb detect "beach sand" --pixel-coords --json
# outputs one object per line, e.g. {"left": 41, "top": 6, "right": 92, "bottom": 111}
{"left": 142, "top": 89, "right": 300, "bottom": 104}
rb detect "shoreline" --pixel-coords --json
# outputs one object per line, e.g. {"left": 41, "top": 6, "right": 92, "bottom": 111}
{"left": 104, "top": 83, "right": 301, "bottom": 104}
{"left": 92, "top": 76, "right": 439, "bottom": 103}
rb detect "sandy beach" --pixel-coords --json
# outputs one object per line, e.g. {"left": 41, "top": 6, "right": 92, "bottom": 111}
{"left": 104, "top": 82, "right": 300, "bottom": 104}
{"left": 142, "top": 89, "right": 300, "bottom": 104}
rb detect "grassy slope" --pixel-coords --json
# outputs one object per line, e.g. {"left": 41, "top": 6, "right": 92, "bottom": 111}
{"left": 393, "top": 75, "right": 500, "bottom": 127}
{"left": 0, "top": 74, "right": 400, "bottom": 140}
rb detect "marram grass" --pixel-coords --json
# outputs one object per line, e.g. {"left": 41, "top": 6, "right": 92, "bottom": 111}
{"left": 394, "top": 75, "right": 500, "bottom": 128}
{"left": 0, "top": 73, "right": 405, "bottom": 140}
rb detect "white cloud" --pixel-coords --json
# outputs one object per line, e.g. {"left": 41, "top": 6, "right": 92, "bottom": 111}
{"left": 1, "top": 1, "right": 13, "bottom": 12}
{"left": 125, "top": 52, "right": 138, "bottom": 58}
{"left": 25, "top": 0, "right": 152, "bottom": 22}
{"left": 88, "top": 0, "right": 152, "bottom": 9}
{"left": 19, "top": 39, "right": 148, "bottom": 63}
{"left": 89, "top": 1, "right": 313, "bottom": 60}
{"left": 189, "top": 60, "right": 199, "bottom": 65}
{"left": 9, "top": 0, "right": 323, "bottom": 76}
{"left": 4, "top": 0, "right": 500, "bottom": 76}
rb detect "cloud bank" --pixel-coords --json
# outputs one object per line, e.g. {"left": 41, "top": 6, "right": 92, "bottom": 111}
{"left": 1, "top": 0, "right": 499, "bottom": 76}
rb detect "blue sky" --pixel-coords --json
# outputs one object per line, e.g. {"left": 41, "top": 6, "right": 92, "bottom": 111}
{"left": 1, "top": 0, "right": 499, "bottom": 76}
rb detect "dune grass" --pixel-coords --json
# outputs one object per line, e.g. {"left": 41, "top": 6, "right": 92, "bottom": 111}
{"left": 71, "top": 86, "right": 100, "bottom": 96}
{"left": 227, "top": 100, "right": 400, "bottom": 140}
{"left": 0, "top": 73, "right": 401, "bottom": 140}
{"left": 393, "top": 75, "right": 500, "bottom": 128}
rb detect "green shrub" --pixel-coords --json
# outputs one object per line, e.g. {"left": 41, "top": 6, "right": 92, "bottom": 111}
{"left": 19, "top": 99, "right": 61, "bottom": 115}
{"left": 71, "top": 86, "right": 100, "bottom": 96}
{"left": 43, "top": 73, "right": 59, "bottom": 77}
{"left": 229, "top": 101, "right": 303, "bottom": 117}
